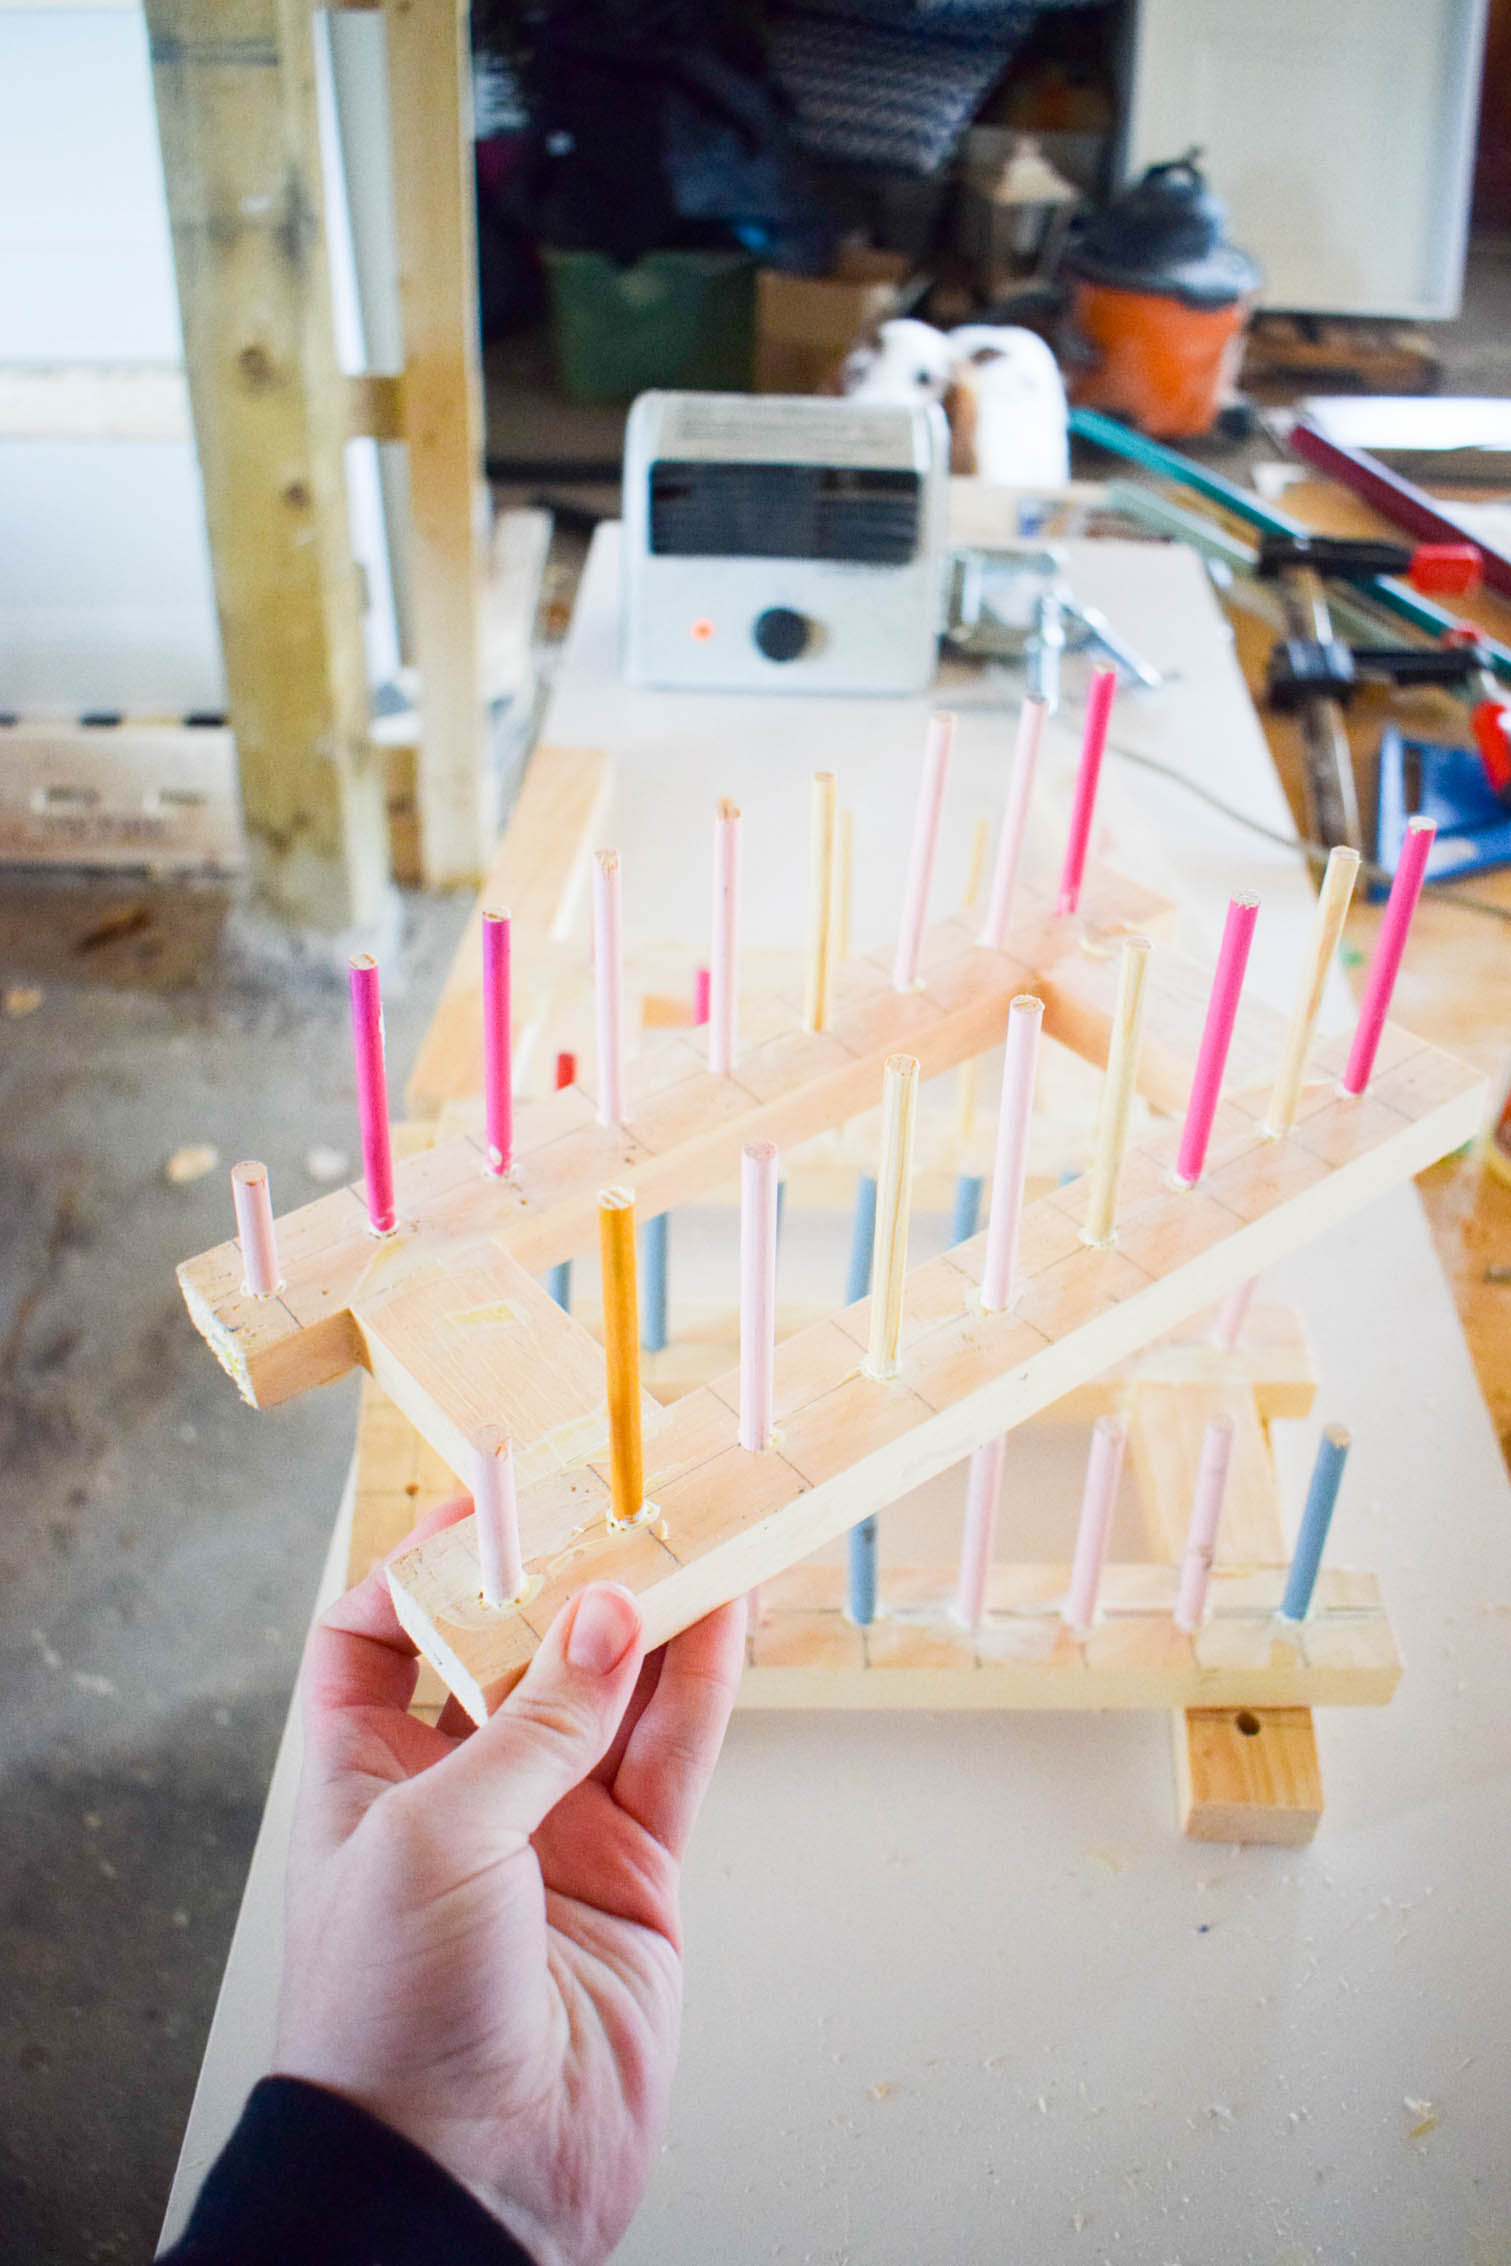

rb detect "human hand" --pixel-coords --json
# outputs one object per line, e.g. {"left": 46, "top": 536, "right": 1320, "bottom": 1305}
{"left": 273, "top": 1501, "right": 747, "bottom": 2266}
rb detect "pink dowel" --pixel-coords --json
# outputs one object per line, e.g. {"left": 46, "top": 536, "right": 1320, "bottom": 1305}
{"left": 481, "top": 908, "right": 513, "bottom": 1176}
{"left": 231, "top": 1160, "right": 281, "bottom": 1295}
{"left": 1063, "top": 1413, "right": 1127, "bottom": 1631}
{"left": 981, "top": 696, "right": 1047, "bottom": 949}
{"left": 1174, "top": 894, "right": 1259, "bottom": 1186}
{"left": 693, "top": 966, "right": 711, "bottom": 1025}
{"left": 1209, "top": 1275, "right": 1255, "bottom": 1352}
{"left": 1341, "top": 815, "right": 1436, "bottom": 1097}
{"left": 739, "top": 1140, "right": 779, "bottom": 1451}
{"left": 555, "top": 1050, "right": 576, "bottom": 1091}
{"left": 593, "top": 849, "right": 625, "bottom": 1125}
{"left": 1173, "top": 1413, "right": 1235, "bottom": 1633}
{"left": 472, "top": 1427, "right": 525, "bottom": 1605}
{"left": 708, "top": 799, "right": 740, "bottom": 1075}
{"left": 1055, "top": 666, "right": 1116, "bottom": 917}
{"left": 955, "top": 1433, "right": 1006, "bottom": 1632}
{"left": 979, "top": 994, "right": 1043, "bottom": 1311}
{"left": 892, "top": 710, "right": 955, "bottom": 989}
{"left": 348, "top": 954, "right": 396, "bottom": 1235}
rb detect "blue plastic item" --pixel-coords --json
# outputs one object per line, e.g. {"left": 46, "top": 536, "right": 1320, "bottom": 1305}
{"left": 1376, "top": 723, "right": 1511, "bottom": 888}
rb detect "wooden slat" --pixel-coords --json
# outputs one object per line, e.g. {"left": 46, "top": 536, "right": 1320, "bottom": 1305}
{"left": 1176, "top": 1708, "right": 1325, "bottom": 1845}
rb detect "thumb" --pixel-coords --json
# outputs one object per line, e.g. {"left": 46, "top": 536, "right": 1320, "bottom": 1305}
{"left": 428, "top": 1583, "right": 646, "bottom": 1841}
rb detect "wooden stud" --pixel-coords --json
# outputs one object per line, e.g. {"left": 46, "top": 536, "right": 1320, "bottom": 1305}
{"left": 980, "top": 995, "right": 1043, "bottom": 1310}
{"left": 1265, "top": 846, "right": 1360, "bottom": 1136}
{"left": 1176, "top": 1708, "right": 1324, "bottom": 1846}
{"left": 1083, "top": 936, "right": 1151, "bottom": 1245}
{"left": 865, "top": 1056, "right": 919, "bottom": 1379}
{"left": 982, "top": 698, "right": 1046, "bottom": 949}
{"left": 599, "top": 1187, "right": 647, "bottom": 1526}
{"left": 230, "top": 1162, "right": 281, "bottom": 1296}
{"left": 806, "top": 772, "right": 837, "bottom": 1033}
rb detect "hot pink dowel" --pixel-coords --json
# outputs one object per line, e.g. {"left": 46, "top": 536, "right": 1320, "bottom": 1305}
{"left": 1173, "top": 1413, "right": 1235, "bottom": 1633}
{"left": 348, "top": 954, "right": 396, "bottom": 1235}
{"left": 982, "top": 697, "right": 1047, "bottom": 949}
{"left": 593, "top": 849, "right": 625, "bottom": 1125}
{"left": 1341, "top": 815, "right": 1436, "bottom": 1097}
{"left": 693, "top": 966, "right": 711, "bottom": 1025}
{"left": 739, "top": 1140, "right": 779, "bottom": 1451}
{"left": 1063, "top": 1413, "right": 1127, "bottom": 1631}
{"left": 481, "top": 908, "right": 513, "bottom": 1176}
{"left": 1055, "top": 666, "right": 1116, "bottom": 917}
{"left": 892, "top": 710, "right": 955, "bottom": 989}
{"left": 1174, "top": 894, "right": 1259, "bottom": 1185}
{"left": 473, "top": 1427, "right": 525, "bottom": 1605}
{"left": 708, "top": 799, "right": 740, "bottom": 1075}
{"left": 231, "top": 1160, "right": 281, "bottom": 1295}
{"left": 979, "top": 994, "right": 1043, "bottom": 1311}
{"left": 1210, "top": 1274, "right": 1255, "bottom": 1352}
{"left": 955, "top": 1433, "right": 1006, "bottom": 1632}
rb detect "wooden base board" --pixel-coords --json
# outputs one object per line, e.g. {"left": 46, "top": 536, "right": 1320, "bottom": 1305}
{"left": 1175, "top": 1707, "right": 1325, "bottom": 1845}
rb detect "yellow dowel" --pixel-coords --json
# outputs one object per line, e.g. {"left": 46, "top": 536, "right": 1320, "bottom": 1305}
{"left": 1265, "top": 845, "right": 1361, "bottom": 1136}
{"left": 961, "top": 813, "right": 991, "bottom": 912}
{"left": 829, "top": 804, "right": 853, "bottom": 969}
{"left": 1083, "top": 935, "right": 1151, "bottom": 1246}
{"left": 598, "top": 1186, "right": 645, "bottom": 1525}
{"left": 806, "top": 771, "right": 837, "bottom": 1032}
{"left": 866, "top": 1054, "right": 919, "bottom": 1377}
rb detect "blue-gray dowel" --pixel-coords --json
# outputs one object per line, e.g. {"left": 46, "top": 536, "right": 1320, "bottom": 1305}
{"left": 546, "top": 1261, "right": 571, "bottom": 1311}
{"left": 950, "top": 1171, "right": 984, "bottom": 1245}
{"left": 845, "top": 1174, "right": 879, "bottom": 1624}
{"left": 641, "top": 1211, "right": 669, "bottom": 1352}
{"left": 1280, "top": 1424, "right": 1351, "bottom": 1622}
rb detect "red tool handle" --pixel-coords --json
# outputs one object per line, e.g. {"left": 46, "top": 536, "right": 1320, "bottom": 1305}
{"left": 1409, "top": 543, "right": 1482, "bottom": 597}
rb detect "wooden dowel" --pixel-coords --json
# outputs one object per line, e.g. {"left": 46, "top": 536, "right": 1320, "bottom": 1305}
{"left": 805, "top": 772, "right": 837, "bottom": 1033}
{"left": 1174, "top": 894, "right": 1259, "bottom": 1186}
{"left": 593, "top": 850, "right": 625, "bottom": 1126}
{"left": 739, "top": 1141, "right": 779, "bottom": 1452}
{"left": 831, "top": 806, "right": 853, "bottom": 967}
{"left": 1265, "top": 845, "right": 1361, "bottom": 1135}
{"left": 472, "top": 1425, "right": 525, "bottom": 1606}
{"left": 1063, "top": 1413, "right": 1127, "bottom": 1631}
{"left": 848, "top": 1515, "right": 878, "bottom": 1626}
{"left": 1173, "top": 1413, "right": 1235, "bottom": 1632}
{"left": 955, "top": 1432, "right": 1006, "bottom": 1632}
{"left": 864, "top": 1053, "right": 919, "bottom": 1378}
{"left": 1341, "top": 816, "right": 1436, "bottom": 1097}
{"left": 955, "top": 1054, "right": 978, "bottom": 1149}
{"left": 708, "top": 797, "right": 739, "bottom": 1075}
{"left": 892, "top": 709, "right": 955, "bottom": 990}
{"left": 481, "top": 908, "right": 514, "bottom": 1176}
{"left": 641, "top": 1211, "right": 669, "bottom": 1352}
{"left": 555, "top": 1049, "right": 577, "bottom": 1090}
{"left": 1280, "top": 1423, "right": 1351, "bottom": 1623}
{"left": 230, "top": 1161, "right": 281, "bottom": 1296}
{"left": 598, "top": 1187, "right": 645, "bottom": 1526}
{"left": 961, "top": 811, "right": 991, "bottom": 913}
{"left": 348, "top": 954, "right": 396, "bottom": 1236}
{"left": 546, "top": 1051, "right": 575, "bottom": 1309}
{"left": 693, "top": 966, "right": 711, "bottom": 1026}
{"left": 980, "top": 994, "right": 1043, "bottom": 1311}
{"left": 982, "top": 696, "right": 1047, "bottom": 949}
{"left": 1082, "top": 935, "right": 1151, "bottom": 1244}
{"left": 1209, "top": 1276, "right": 1255, "bottom": 1352}
{"left": 1055, "top": 666, "right": 1116, "bottom": 917}
{"left": 950, "top": 1171, "right": 984, "bottom": 1245}
{"left": 844, "top": 1172, "right": 878, "bottom": 1621}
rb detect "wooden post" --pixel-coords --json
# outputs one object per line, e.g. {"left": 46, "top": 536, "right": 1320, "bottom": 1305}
{"left": 384, "top": 0, "right": 490, "bottom": 886}
{"left": 144, "top": 0, "right": 390, "bottom": 931}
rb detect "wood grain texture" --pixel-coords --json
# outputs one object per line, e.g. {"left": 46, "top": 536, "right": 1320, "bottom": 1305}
{"left": 1175, "top": 1708, "right": 1325, "bottom": 1845}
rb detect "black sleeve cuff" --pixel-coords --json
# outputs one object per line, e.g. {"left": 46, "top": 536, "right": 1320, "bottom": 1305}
{"left": 159, "top": 2075, "right": 537, "bottom": 2266}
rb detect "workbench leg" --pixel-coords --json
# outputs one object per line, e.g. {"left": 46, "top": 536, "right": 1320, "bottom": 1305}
{"left": 145, "top": 0, "right": 390, "bottom": 933}
{"left": 1175, "top": 1707, "right": 1324, "bottom": 1846}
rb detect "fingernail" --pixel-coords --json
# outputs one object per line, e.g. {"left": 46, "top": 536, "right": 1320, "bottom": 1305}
{"left": 567, "top": 1584, "right": 641, "bottom": 1675}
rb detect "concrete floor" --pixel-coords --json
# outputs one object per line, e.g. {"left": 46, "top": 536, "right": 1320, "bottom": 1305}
{"left": 3, "top": 232, "right": 1510, "bottom": 2266}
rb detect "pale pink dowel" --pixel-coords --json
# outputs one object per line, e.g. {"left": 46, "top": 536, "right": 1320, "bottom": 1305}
{"left": 1210, "top": 1274, "right": 1256, "bottom": 1352}
{"left": 1063, "top": 1413, "right": 1127, "bottom": 1631}
{"left": 1173, "top": 1413, "right": 1235, "bottom": 1633}
{"left": 472, "top": 1426, "right": 525, "bottom": 1606}
{"left": 708, "top": 799, "right": 740, "bottom": 1075}
{"left": 1341, "top": 815, "right": 1436, "bottom": 1097}
{"left": 981, "top": 697, "right": 1047, "bottom": 949}
{"left": 231, "top": 1161, "right": 281, "bottom": 1295}
{"left": 739, "top": 1140, "right": 779, "bottom": 1451}
{"left": 593, "top": 849, "right": 625, "bottom": 1125}
{"left": 979, "top": 994, "right": 1043, "bottom": 1311}
{"left": 481, "top": 908, "right": 513, "bottom": 1176}
{"left": 1173, "top": 894, "right": 1260, "bottom": 1185}
{"left": 1055, "top": 666, "right": 1117, "bottom": 916}
{"left": 693, "top": 966, "right": 711, "bottom": 1025}
{"left": 892, "top": 710, "right": 956, "bottom": 989}
{"left": 955, "top": 1433, "right": 1006, "bottom": 1632}
{"left": 348, "top": 954, "right": 396, "bottom": 1235}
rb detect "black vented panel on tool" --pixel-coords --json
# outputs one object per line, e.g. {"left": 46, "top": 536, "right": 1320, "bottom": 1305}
{"left": 649, "top": 462, "right": 920, "bottom": 564}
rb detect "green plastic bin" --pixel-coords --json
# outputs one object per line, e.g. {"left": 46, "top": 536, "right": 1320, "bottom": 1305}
{"left": 542, "top": 248, "right": 756, "bottom": 405}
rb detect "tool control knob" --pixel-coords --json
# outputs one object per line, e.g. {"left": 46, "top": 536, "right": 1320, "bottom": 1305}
{"left": 753, "top": 606, "right": 811, "bottom": 662}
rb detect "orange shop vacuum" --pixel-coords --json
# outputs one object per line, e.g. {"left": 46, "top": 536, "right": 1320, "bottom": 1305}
{"left": 1059, "top": 152, "right": 1261, "bottom": 440}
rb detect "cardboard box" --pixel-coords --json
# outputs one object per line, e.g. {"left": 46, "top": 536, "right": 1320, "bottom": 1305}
{"left": 754, "top": 248, "right": 911, "bottom": 394}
